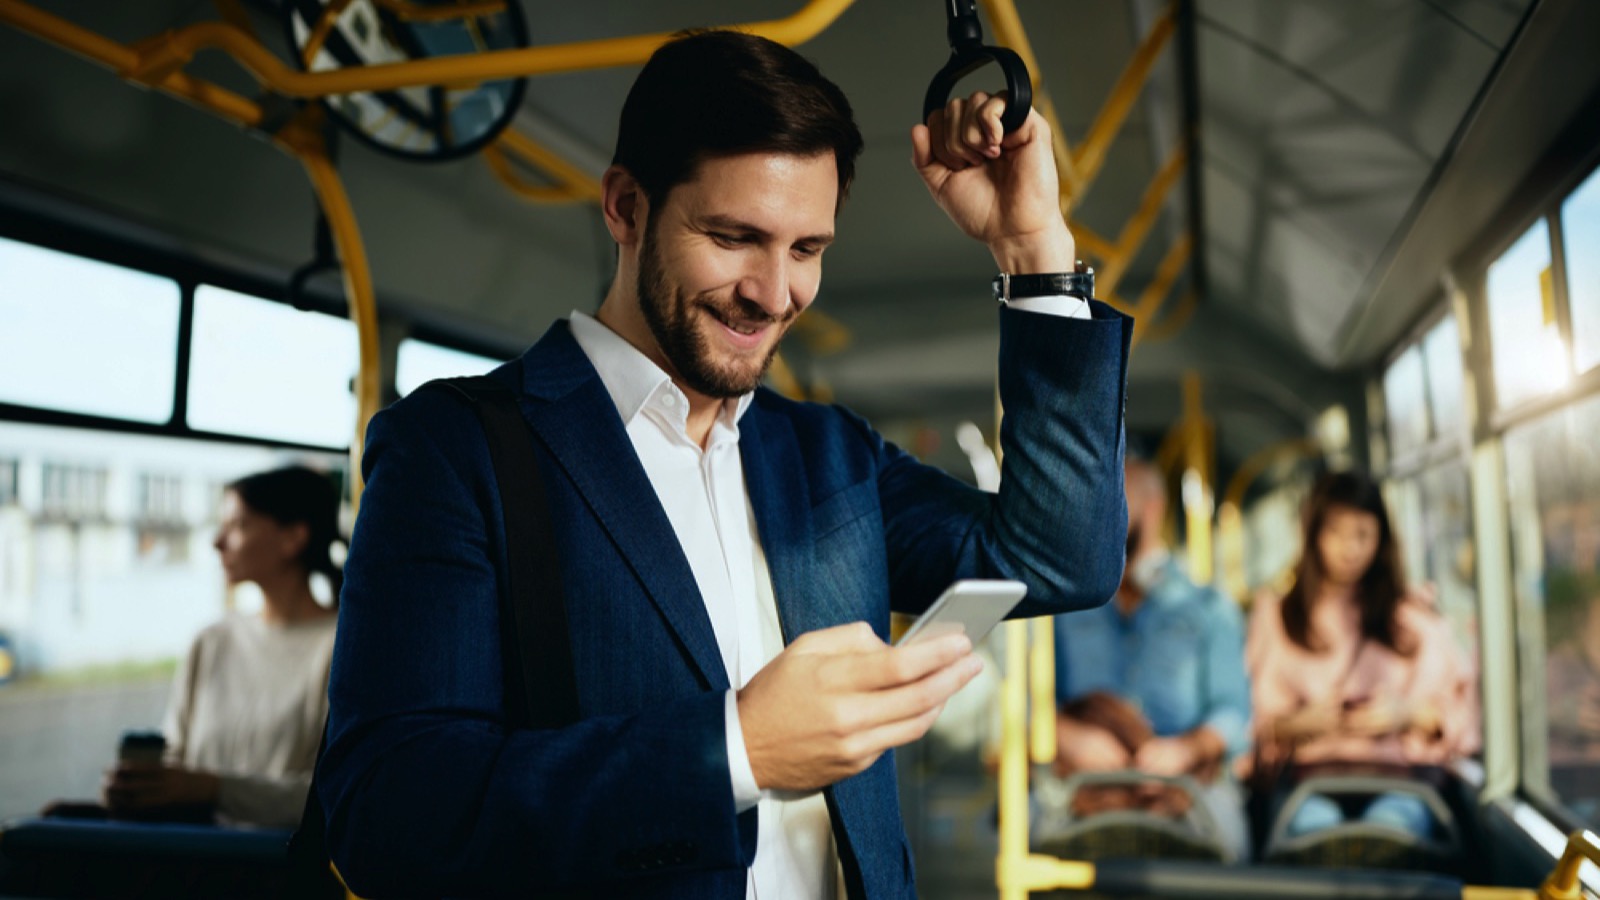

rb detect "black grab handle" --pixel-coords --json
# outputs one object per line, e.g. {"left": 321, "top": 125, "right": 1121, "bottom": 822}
{"left": 922, "top": 0, "right": 1032, "bottom": 134}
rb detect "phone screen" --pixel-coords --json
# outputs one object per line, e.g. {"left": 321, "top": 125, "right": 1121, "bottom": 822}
{"left": 895, "top": 579, "right": 1028, "bottom": 647}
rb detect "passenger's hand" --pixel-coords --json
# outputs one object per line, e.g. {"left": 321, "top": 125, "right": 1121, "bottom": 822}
{"left": 102, "top": 764, "right": 220, "bottom": 814}
{"left": 1340, "top": 697, "right": 1412, "bottom": 736}
{"left": 1268, "top": 700, "right": 1341, "bottom": 744}
{"left": 737, "top": 622, "right": 982, "bottom": 793}
{"left": 1133, "top": 736, "right": 1198, "bottom": 777}
{"left": 1054, "top": 718, "right": 1129, "bottom": 776}
{"left": 912, "top": 92, "right": 1075, "bottom": 275}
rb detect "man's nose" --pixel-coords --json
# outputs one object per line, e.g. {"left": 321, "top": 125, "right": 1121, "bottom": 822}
{"left": 738, "top": 250, "right": 793, "bottom": 319}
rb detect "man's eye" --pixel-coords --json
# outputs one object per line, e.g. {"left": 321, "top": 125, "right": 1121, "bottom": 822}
{"left": 712, "top": 233, "right": 749, "bottom": 246}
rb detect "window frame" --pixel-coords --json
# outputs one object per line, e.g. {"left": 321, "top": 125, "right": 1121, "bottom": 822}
{"left": 0, "top": 204, "right": 518, "bottom": 454}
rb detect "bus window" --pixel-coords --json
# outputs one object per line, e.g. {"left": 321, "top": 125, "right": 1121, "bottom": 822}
{"left": 1422, "top": 315, "right": 1466, "bottom": 442}
{"left": 1488, "top": 219, "right": 1566, "bottom": 409}
{"left": 0, "top": 420, "right": 338, "bottom": 822}
{"left": 395, "top": 339, "right": 504, "bottom": 397}
{"left": 0, "top": 237, "right": 179, "bottom": 424}
{"left": 1380, "top": 310, "right": 1480, "bottom": 751}
{"left": 1383, "top": 345, "right": 1430, "bottom": 458}
{"left": 1504, "top": 393, "right": 1600, "bottom": 826}
{"left": 1560, "top": 165, "right": 1600, "bottom": 376}
{"left": 1416, "top": 461, "right": 1479, "bottom": 683}
{"left": 187, "top": 286, "right": 358, "bottom": 448}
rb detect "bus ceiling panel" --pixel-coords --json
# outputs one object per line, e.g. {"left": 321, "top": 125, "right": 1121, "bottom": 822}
{"left": 1192, "top": 0, "right": 1526, "bottom": 370}
{"left": 1341, "top": 0, "right": 1600, "bottom": 369}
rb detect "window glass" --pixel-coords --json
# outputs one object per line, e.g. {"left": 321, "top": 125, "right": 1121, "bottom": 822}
{"left": 1385, "top": 463, "right": 1480, "bottom": 746}
{"left": 1384, "top": 346, "right": 1430, "bottom": 457}
{"left": 1488, "top": 220, "right": 1568, "bottom": 409}
{"left": 1417, "top": 461, "right": 1479, "bottom": 680}
{"left": 395, "top": 338, "right": 503, "bottom": 397}
{"left": 187, "top": 286, "right": 358, "bottom": 448}
{"left": 1423, "top": 315, "right": 1465, "bottom": 442}
{"left": 0, "top": 419, "right": 342, "bottom": 821}
{"left": 1505, "top": 393, "right": 1600, "bottom": 825}
{"left": 1242, "top": 482, "right": 1309, "bottom": 595}
{"left": 0, "top": 237, "right": 179, "bottom": 423}
{"left": 1561, "top": 165, "right": 1600, "bottom": 375}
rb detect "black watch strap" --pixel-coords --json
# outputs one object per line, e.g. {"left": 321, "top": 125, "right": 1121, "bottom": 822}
{"left": 992, "top": 269, "right": 1095, "bottom": 302}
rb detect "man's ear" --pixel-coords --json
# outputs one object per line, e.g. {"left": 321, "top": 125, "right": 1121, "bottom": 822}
{"left": 601, "top": 165, "right": 646, "bottom": 248}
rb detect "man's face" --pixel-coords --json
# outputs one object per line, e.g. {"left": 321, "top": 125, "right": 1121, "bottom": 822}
{"left": 634, "top": 152, "right": 837, "bottom": 399}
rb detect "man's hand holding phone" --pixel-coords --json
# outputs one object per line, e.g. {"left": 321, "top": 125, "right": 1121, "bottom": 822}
{"left": 738, "top": 580, "right": 1025, "bottom": 793}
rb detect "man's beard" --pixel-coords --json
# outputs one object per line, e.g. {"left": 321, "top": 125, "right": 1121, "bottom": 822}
{"left": 635, "top": 223, "right": 793, "bottom": 399}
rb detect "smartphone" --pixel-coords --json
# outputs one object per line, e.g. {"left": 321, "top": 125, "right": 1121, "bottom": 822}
{"left": 895, "top": 579, "right": 1028, "bottom": 647}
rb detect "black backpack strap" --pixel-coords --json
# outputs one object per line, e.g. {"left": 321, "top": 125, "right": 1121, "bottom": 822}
{"left": 428, "top": 371, "right": 578, "bottom": 729}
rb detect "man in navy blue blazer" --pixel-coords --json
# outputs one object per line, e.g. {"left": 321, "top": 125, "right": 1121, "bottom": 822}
{"left": 320, "top": 29, "right": 1131, "bottom": 899}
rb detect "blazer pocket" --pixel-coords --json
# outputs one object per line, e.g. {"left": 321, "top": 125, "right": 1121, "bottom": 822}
{"left": 812, "top": 481, "right": 879, "bottom": 540}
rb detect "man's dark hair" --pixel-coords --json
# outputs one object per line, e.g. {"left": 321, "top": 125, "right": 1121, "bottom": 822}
{"left": 613, "top": 29, "right": 864, "bottom": 209}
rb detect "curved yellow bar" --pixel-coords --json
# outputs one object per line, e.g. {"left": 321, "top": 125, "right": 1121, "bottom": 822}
{"left": 298, "top": 0, "right": 357, "bottom": 66}
{"left": 375, "top": 0, "right": 508, "bottom": 24}
{"left": 117, "top": 0, "right": 854, "bottom": 98}
{"left": 493, "top": 130, "right": 602, "bottom": 202}
{"left": 276, "top": 110, "right": 381, "bottom": 506}
{"left": 1541, "top": 829, "right": 1600, "bottom": 900}
{"left": 1140, "top": 288, "right": 1198, "bottom": 344}
{"left": 1072, "top": 4, "right": 1176, "bottom": 191}
{"left": 0, "top": 0, "right": 263, "bottom": 127}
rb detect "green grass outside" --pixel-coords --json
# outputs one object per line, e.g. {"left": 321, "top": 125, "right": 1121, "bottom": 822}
{"left": 5, "top": 657, "right": 178, "bottom": 692}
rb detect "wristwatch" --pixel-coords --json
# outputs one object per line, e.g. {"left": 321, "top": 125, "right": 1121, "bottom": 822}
{"left": 992, "top": 265, "right": 1095, "bottom": 303}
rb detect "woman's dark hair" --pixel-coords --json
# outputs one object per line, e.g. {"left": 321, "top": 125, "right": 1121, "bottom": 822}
{"left": 1282, "top": 469, "right": 1413, "bottom": 655}
{"left": 612, "top": 29, "right": 864, "bottom": 210}
{"left": 228, "top": 465, "right": 344, "bottom": 604}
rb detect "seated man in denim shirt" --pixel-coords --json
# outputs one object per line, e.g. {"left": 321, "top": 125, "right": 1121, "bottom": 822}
{"left": 1053, "top": 459, "right": 1252, "bottom": 860}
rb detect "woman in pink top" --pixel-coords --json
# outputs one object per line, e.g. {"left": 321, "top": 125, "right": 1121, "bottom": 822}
{"left": 1247, "top": 470, "right": 1478, "bottom": 838}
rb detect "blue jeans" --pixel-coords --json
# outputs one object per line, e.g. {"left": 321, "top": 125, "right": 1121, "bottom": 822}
{"left": 1286, "top": 791, "right": 1435, "bottom": 838}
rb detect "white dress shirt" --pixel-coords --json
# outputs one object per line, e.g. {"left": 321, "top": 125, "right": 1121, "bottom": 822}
{"left": 569, "top": 312, "right": 839, "bottom": 899}
{"left": 566, "top": 295, "right": 1086, "bottom": 898}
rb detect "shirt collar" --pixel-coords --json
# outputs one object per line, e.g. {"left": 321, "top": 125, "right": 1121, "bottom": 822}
{"left": 567, "top": 310, "right": 754, "bottom": 436}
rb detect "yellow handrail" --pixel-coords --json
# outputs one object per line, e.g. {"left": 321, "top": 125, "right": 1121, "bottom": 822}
{"left": 298, "top": 0, "right": 358, "bottom": 66}
{"left": 1129, "top": 232, "right": 1193, "bottom": 344}
{"left": 1541, "top": 829, "right": 1600, "bottom": 900}
{"left": 275, "top": 108, "right": 381, "bottom": 506}
{"left": 0, "top": 0, "right": 264, "bottom": 127}
{"left": 107, "top": 2, "right": 855, "bottom": 98}
{"left": 1071, "top": 6, "right": 1176, "bottom": 195}
{"left": 1099, "top": 146, "right": 1189, "bottom": 298}
{"left": 0, "top": 0, "right": 862, "bottom": 501}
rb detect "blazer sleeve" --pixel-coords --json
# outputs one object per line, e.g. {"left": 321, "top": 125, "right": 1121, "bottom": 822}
{"left": 873, "top": 302, "right": 1132, "bottom": 619}
{"left": 319, "top": 389, "right": 749, "bottom": 897}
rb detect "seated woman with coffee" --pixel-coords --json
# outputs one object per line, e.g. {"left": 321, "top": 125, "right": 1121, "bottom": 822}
{"left": 102, "top": 466, "right": 341, "bottom": 828}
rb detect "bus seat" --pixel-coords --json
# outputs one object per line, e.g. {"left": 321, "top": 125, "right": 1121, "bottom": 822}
{"left": 0, "top": 816, "right": 343, "bottom": 899}
{"left": 1032, "top": 771, "right": 1233, "bottom": 865}
{"left": 1261, "top": 774, "right": 1463, "bottom": 872}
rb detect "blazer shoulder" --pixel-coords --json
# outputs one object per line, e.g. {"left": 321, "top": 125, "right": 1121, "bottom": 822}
{"left": 750, "top": 388, "right": 878, "bottom": 448}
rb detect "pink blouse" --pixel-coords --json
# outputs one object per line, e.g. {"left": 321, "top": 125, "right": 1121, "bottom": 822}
{"left": 1246, "top": 588, "right": 1479, "bottom": 767}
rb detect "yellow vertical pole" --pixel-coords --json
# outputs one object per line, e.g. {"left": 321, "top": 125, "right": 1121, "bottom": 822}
{"left": 275, "top": 108, "right": 381, "bottom": 508}
{"left": 998, "top": 619, "right": 1030, "bottom": 900}
{"left": 1181, "top": 372, "right": 1213, "bottom": 584}
{"left": 1029, "top": 616, "right": 1056, "bottom": 764}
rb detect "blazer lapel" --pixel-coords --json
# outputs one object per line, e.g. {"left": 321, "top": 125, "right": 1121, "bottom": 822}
{"left": 512, "top": 322, "right": 730, "bottom": 691}
{"left": 740, "top": 397, "right": 825, "bottom": 644}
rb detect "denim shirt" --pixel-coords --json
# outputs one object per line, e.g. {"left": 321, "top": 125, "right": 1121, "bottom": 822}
{"left": 1054, "top": 556, "right": 1252, "bottom": 759}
